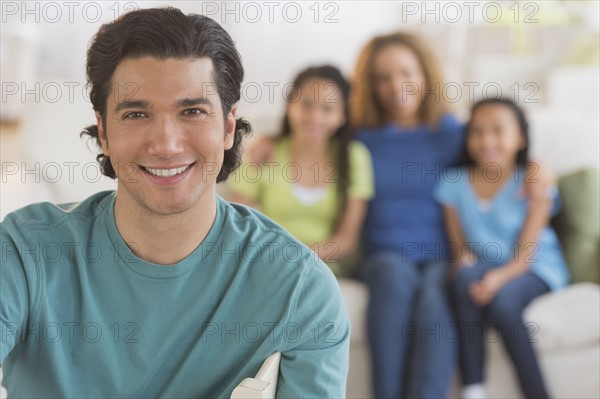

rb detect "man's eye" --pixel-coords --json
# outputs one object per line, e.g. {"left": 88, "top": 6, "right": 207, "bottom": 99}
{"left": 183, "top": 108, "right": 206, "bottom": 116}
{"left": 124, "top": 111, "right": 145, "bottom": 119}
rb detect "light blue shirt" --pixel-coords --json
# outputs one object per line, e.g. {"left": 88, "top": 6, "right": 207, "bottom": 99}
{"left": 0, "top": 191, "right": 349, "bottom": 398}
{"left": 434, "top": 167, "right": 569, "bottom": 290}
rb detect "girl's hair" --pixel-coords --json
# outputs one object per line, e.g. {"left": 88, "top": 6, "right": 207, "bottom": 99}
{"left": 350, "top": 32, "right": 448, "bottom": 129}
{"left": 276, "top": 65, "right": 352, "bottom": 215}
{"left": 458, "top": 98, "right": 530, "bottom": 167}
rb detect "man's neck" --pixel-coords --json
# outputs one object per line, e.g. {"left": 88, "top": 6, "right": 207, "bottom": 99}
{"left": 113, "top": 189, "right": 217, "bottom": 265}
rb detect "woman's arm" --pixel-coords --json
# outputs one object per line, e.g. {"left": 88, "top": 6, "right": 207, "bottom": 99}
{"left": 442, "top": 205, "right": 476, "bottom": 270}
{"left": 248, "top": 135, "right": 276, "bottom": 165}
{"left": 315, "top": 198, "right": 368, "bottom": 262}
{"left": 500, "top": 190, "right": 553, "bottom": 279}
{"left": 522, "top": 160, "right": 556, "bottom": 200}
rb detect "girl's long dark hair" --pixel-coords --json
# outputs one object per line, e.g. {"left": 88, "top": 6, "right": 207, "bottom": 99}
{"left": 276, "top": 65, "right": 353, "bottom": 218}
{"left": 458, "top": 98, "right": 530, "bottom": 167}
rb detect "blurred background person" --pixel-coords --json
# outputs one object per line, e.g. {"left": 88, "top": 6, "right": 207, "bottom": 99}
{"left": 351, "top": 32, "right": 463, "bottom": 398}
{"left": 229, "top": 65, "right": 374, "bottom": 276}
{"left": 435, "top": 98, "right": 569, "bottom": 399}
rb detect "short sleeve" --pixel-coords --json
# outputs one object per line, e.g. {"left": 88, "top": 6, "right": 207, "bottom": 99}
{"left": 433, "top": 167, "right": 464, "bottom": 207}
{"left": 0, "top": 217, "right": 35, "bottom": 365}
{"left": 347, "top": 141, "right": 374, "bottom": 200}
{"left": 276, "top": 257, "right": 350, "bottom": 398}
{"left": 227, "top": 162, "right": 263, "bottom": 202}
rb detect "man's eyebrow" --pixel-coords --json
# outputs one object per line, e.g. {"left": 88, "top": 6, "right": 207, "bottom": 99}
{"left": 177, "top": 97, "right": 214, "bottom": 108}
{"left": 114, "top": 100, "right": 149, "bottom": 113}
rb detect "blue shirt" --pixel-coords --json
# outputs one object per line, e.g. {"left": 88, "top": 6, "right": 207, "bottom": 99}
{"left": 356, "top": 115, "right": 464, "bottom": 263}
{"left": 0, "top": 191, "right": 349, "bottom": 398}
{"left": 433, "top": 167, "right": 569, "bottom": 290}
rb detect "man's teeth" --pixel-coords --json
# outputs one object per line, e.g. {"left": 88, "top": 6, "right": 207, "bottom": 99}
{"left": 144, "top": 165, "right": 190, "bottom": 177}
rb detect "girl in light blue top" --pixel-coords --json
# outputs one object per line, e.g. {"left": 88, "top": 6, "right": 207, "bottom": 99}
{"left": 434, "top": 98, "right": 569, "bottom": 399}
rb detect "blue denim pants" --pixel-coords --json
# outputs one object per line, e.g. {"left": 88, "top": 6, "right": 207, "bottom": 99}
{"left": 358, "top": 251, "right": 458, "bottom": 398}
{"left": 452, "top": 264, "right": 550, "bottom": 399}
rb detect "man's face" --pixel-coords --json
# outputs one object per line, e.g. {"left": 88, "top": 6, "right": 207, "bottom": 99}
{"left": 96, "top": 57, "right": 235, "bottom": 216}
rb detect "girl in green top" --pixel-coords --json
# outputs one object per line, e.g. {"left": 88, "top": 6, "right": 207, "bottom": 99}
{"left": 229, "top": 65, "right": 374, "bottom": 276}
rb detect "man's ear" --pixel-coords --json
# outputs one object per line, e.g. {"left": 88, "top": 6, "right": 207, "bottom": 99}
{"left": 96, "top": 112, "right": 109, "bottom": 156}
{"left": 224, "top": 105, "right": 237, "bottom": 151}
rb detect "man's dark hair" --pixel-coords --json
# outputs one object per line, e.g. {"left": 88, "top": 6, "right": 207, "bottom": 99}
{"left": 81, "top": 7, "right": 251, "bottom": 182}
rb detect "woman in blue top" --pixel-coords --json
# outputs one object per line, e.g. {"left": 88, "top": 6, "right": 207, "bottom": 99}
{"left": 434, "top": 98, "right": 569, "bottom": 399}
{"left": 350, "top": 32, "right": 464, "bottom": 399}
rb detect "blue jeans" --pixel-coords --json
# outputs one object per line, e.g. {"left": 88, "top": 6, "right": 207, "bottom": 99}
{"left": 452, "top": 264, "right": 550, "bottom": 399}
{"left": 358, "top": 251, "right": 457, "bottom": 399}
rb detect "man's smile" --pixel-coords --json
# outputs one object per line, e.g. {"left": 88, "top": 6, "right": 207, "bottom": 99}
{"left": 139, "top": 161, "right": 196, "bottom": 186}
{"left": 142, "top": 162, "right": 195, "bottom": 177}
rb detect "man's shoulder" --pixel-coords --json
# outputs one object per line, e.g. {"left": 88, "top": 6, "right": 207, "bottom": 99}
{"left": 1, "top": 191, "right": 114, "bottom": 238}
{"left": 219, "top": 196, "right": 297, "bottom": 241}
{"left": 216, "top": 197, "right": 333, "bottom": 276}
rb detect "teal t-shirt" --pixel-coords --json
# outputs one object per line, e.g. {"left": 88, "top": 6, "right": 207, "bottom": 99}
{"left": 0, "top": 191, "right": 349, "bottom": 398}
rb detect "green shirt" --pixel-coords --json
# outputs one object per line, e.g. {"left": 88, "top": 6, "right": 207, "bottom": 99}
{"left": 229, "top": 138, "right": 374, "bottom": 250}
{"left": 0, "top": 191, "right": 349, "bottom": 398}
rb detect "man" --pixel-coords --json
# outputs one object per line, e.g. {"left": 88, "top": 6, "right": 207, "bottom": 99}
{"left": 0, "top": 7, "right": 349, "bottom": 398}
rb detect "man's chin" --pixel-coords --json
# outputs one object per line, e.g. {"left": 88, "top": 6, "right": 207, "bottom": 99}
{"left": 142, "top": 200, "right": 196, "bottom": 217}
{"left": 131, "top": 190, "right": 203, "bottom": 217}
{"left": 117, "top": 180, "right": 214, "bottom": 217}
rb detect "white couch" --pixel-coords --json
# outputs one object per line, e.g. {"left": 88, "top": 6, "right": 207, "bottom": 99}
{"left": 339, "top": 279, "right": 600, "bottom": 399}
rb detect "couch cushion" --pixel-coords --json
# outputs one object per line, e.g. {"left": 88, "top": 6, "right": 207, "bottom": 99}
{"left": 524, "top": 283, "right": 600, "bottom": 352}
{"left": 552, "top": 168, "right": 600, "bottom": 283}
{"left": 338, "top": 278, "right": 368, "bottom": 344}
{"left": 338, "top": 280, "right": 600, "bottom": 351}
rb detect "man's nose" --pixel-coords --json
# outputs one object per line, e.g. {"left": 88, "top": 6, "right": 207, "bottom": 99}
{"left": 147, "top": 117, "right": 185, "bottom": 158}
